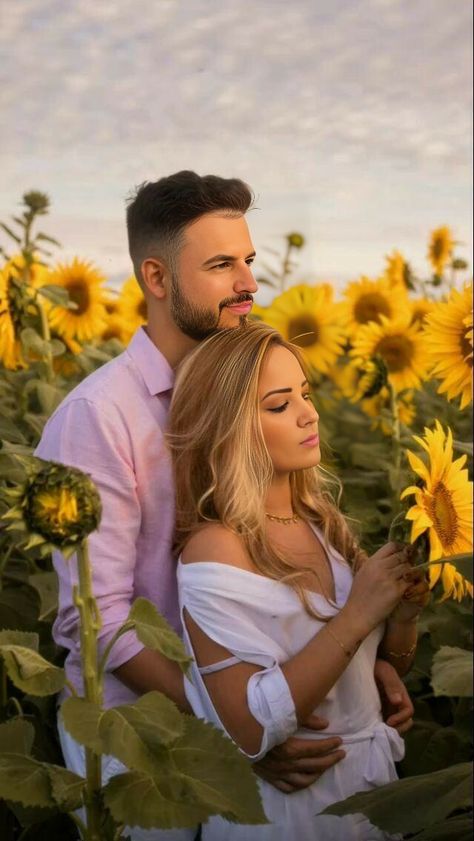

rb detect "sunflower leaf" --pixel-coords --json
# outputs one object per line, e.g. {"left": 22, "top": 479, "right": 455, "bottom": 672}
{"left": 431, "top": 646, "right": 473, "bottom": 698}
{"left": 37, "top": 284, "right": 78, "bottom": 309}
{"left": 0, "top": 644, "right": 65, "bottom": 696}
{"left": 127, "top": 598, "right": 193, "bottom": 675}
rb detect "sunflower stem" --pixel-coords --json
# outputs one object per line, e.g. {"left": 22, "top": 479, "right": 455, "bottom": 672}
{"left": 388, "top": 383, "right": 402, "bottom": 507}
{"left": 35, "top": 296, "right": 55, "bottom": 383}
{"left": 74, "top": 539, "right": 104, "bottom": 841}
{"left": 279, "top": 240, "right": 292, "bottom": 292}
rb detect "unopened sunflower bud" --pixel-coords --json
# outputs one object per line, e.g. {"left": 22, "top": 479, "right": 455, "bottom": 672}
{"left": 23, "top": 462, "right": 101, "bottom": 547}
{"left": 287, "top": 232, "right": 305, "bottom": 249}
{"left": 22, "top": 191, "right": 50, "bottom": 215}
{"left": 353, "top": 355, "right": 388, "bottom": 400}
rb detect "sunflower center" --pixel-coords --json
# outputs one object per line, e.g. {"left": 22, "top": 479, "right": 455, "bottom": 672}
{"left": 375, "top": 334, "right": 414, "bottom": 372}
{"left": 427, "top": 481, "right": 458, "bottom": 548}
{"left": 137, "top": 298, "right": 147, "bottom": 319}
{"left": 460, "top": 328, "right": 473, "bottom": 368}
{"left": 288, "top": 315, "right": 319, "bottom": 347}
{"left": 67, "top": 279, "right": 90, "bottom": 315}
{"left": 354, "top": 293, "right": 391, "bottom": 325}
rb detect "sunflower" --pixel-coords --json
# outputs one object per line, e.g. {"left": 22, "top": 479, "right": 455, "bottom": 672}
{"left": 409, "top": 297, "right": 435, "bottom": 327}
{"left": 350, "top": 315, "right": 430, "bottom": 393}
{"left": 44, "top": 258, "right": 107, "bottom": 343}
{"left": 340, "top": 276, "right": 410, "bottom": 338}
{"left": 257, "top": 284, "right": 346, "bottom": 374}
{"left": 0, "top": 266, "right": 27, "bottom": 369}
{"left": 117, "top": 276, "right": 147, "bottom": 343}
{"left": 400, "top": 422, "right": 473, "bottom": 600}
{"left": 4, "top": 253, "right": 49, "bottom": 289}
{"left": 384, "top": 250, "right": 409, "bottom": 289}
{"left": 423, "top": 284, "right": 473, "bottom": 410}
{"left": 427, "top": 226, "right": 454, "bottom": 276}
{"left": 361, "top": 387, "right": 416, "bottom": 435}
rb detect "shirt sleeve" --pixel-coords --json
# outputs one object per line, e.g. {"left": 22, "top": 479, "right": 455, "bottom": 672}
{"left": 35, "top": 397, "right": 144, "bottom": 671}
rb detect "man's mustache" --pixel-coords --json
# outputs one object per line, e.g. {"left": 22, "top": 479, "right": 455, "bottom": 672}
{"left": 219, "top": 293, "right": 254, "bottom": 312}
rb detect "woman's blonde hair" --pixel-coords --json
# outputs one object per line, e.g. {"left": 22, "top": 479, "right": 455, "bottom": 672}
{"left": 168, "top": 321, "right": 365, "bottom": 616}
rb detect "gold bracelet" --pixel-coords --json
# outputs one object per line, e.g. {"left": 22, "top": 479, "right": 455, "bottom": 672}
{"left": 324, "top": 625, "right": 356, "bottom": 659}
{"left": 386, "top": 641, "right": 417, "bottom": 659}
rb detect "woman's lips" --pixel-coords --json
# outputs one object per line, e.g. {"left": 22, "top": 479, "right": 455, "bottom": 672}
{"left": 300, "top": 434, "right": 319, "bottom": 447}
{"left": 226, "top": 301, "right": 253, "bottom": 315}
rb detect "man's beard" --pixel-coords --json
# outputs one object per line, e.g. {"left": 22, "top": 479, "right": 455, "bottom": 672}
{"left": 170, "top": 272, "right": 253, "bottom": 341}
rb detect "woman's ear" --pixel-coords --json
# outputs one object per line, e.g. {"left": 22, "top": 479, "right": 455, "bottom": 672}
{"left": 140, "top": 257, "right": 169, "bottom": 300}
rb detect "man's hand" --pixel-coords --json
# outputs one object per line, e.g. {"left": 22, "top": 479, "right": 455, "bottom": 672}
{"left": 253, "top": 714, "right": 345, "bottom": 793}
{"left": 374, "top": 658, "right": 414, "bottom": 735}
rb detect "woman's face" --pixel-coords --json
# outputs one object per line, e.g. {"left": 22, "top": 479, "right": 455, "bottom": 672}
{"left": 258, "top": 345, "right": 320, "bottom": 475}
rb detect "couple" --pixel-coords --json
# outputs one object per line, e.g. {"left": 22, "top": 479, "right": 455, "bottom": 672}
{"left": 36, "top": 171, "right": 427, "bottom": 840}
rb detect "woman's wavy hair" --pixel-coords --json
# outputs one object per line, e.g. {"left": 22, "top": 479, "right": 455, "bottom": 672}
{"left": 168, "top": 321, "right": 365, "bottom": 617}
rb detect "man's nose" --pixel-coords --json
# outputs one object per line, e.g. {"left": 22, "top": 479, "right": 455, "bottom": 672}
{"left": 233, "top": 262, "right": 258, "bottom": 294}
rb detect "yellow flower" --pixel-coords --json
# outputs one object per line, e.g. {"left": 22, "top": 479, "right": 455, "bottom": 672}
{"left": 4, "top": 253, "right": 49, "bottom": 288}
{"left": 351, "top": 315, "right": 430, "bottom": 393}
{"left": 361, "top": 387, "right": 416, "bottom": 435}
{"left": 384, "top": 250, "right": 409, "bottom": 289}
{"left": 427, "top": 226, "right": 454, "bottom": 276}
{"left": 100, "top": 295, "right": 128, "bottom": 344}
{"left": 423, "top": 284, "right": 473, "bottom": 410}
{"left": 117, "top": 276, "right": 147, "bottom": 343}
{"left": 340, "top": 276, "right": 410, "bottom": 338}
{"left": 350, "top": 356, "right": 388, "bottom": 402}
{"left": 2, "top": 458, "right": 102, "bottom": 554}
{"left": 44, "top": 258, "right": 108, "bottom": 343}
{"left": 257, "top": 284, "right": 346, "bottom": 374}
{"left": 409, "top": 297, "right": 435, "bottom": 327}
{"left": 400, "top": 422, "right": 473, "bottom": 599}
{"left": 0, "top": 266, "right": 27, "bottom": 369}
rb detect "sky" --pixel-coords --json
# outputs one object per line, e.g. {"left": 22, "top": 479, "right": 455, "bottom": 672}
{"left": 1, "top": 0, "right": 472, "bottom": 300}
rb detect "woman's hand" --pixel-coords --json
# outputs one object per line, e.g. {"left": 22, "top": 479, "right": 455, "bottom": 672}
{"left": 345, "top": 542, "right": 413, "bottom": 634}
{"left": 389, "top": 568, "right": 431, "bottom": 625}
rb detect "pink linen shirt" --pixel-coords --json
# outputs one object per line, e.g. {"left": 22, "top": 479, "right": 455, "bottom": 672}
{"left": 35, "top": 328, "right": 180, "bottom": 708}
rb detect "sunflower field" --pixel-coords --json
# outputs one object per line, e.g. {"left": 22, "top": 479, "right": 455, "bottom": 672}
{"left": 0, "top": 193, "right": 472, "bottom": 840}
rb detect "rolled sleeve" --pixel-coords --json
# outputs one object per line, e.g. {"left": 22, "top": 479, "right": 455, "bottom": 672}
{"left": 35, "top": 397, "right": 144, "bottom": 672}
{"left": 246, "top": 661, "right": 297, "bottom": 761}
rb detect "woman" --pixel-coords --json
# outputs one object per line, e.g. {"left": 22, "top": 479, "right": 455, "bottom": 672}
{"left": 168, "top": 322, "right": 428, "bottom": 840}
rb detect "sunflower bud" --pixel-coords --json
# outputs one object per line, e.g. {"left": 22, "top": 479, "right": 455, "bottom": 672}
{"left": 287, "top": 232, "right": 305, "bottom": 249}
{"left": 22, "top": 191, "right": 50, "bottom": 215}
{"left": 353, "top": 355, "right": 388, "bottom": 400}
{"left": 24, "top": 462, "right": 101, "bottom": 547}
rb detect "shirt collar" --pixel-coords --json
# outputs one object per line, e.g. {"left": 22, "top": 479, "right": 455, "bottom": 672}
{"left": 126, "top": 327, "right": 175, "bottom": 396}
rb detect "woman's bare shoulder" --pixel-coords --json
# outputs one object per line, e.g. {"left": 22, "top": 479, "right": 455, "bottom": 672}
{"left": 181, "top": 523, "right": 254, "bottom": 570}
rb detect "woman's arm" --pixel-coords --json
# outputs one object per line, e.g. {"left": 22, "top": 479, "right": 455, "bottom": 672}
{"left": 182, "top": 528, "right": 411, "bottom": 755}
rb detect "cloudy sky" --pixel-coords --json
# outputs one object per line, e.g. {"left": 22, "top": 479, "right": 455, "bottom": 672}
{"left": 1, "top": 0, "right": 472, "bottom": 297}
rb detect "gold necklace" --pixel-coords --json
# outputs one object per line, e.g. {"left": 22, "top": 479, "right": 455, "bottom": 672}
{"left": 265, "top": 511, "right": 300, "bottom": 525}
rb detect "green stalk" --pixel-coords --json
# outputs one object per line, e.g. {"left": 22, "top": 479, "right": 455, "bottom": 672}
{"left": 279, "top": 240, "right": 292, "bottom": 292}
{"left": 35, "top": 296, "right": 55, "bottom": 383}
{"left": 388, "top": 382, "right": 402, "bottom": 505}
{"left": 74, "top": 540, "right": 103, "bottom": 841}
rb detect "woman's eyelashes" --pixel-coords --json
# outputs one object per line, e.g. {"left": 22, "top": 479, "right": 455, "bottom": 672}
{"left": 267, "top": 393, "right": 312, "bottom": 413}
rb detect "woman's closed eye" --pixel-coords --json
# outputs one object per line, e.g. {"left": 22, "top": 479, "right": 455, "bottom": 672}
{"left": 268, "top": 401, "right": 289, "bottom": 413}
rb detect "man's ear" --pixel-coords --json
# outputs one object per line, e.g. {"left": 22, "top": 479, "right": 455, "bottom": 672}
{"left": 140, "top": 258, "right": 169, "bottom": 300}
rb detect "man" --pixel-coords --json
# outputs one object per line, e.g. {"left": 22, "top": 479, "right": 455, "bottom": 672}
{"left": 36, "top": 171, "right": 413, "bottom": 839}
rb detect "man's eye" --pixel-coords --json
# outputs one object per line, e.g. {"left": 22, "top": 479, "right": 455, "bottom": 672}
{"left": 214, "top": 262, "right": 230, "bottom": 269}
{"left": 268, "top": 401, "right": 289, "bottom": 413}
{"left": 246, "top": 258, "right": 255, "bottom": 266}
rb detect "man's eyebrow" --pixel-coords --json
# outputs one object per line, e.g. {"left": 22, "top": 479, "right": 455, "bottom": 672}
{"left": 201, "top": 251, "right": 256, "bottom": 268}
{"left": 261, "top": 380, "right": 308, "bottom": 401}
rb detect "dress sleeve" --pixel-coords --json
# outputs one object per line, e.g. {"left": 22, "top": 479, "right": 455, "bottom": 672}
{"left": 35, "top": 397, "right": 144, "bottom": 670}
{"left": 245, "top": 664, "right": 298, "bottom": 760}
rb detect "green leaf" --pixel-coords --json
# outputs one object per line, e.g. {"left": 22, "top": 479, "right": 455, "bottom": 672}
{"left": 128, "top": 598, "right": 192, "bottom": 674}
{"left": 0, "top": 222, "right": 21, "bottom": 244}
{"left": 98, "top": 691, "right": 185, "bottom": 769}
{"left": 0, "top": 417, "right": 27, "bottom": 443}
{"left": 401, "top": 721, "right": 473, "bottom": 777}
{"left": 60, "top": 697, "right": 104, "bottom": 754}
{"left": 453, "top": 439, "right": 473, "bottom": 457}
{"left": 0, "top": 645, "right": 65, "bottom": 696}
{"left": 431, "top": 646, "right": 473, "bottom": 697}
{"left": 28, "top": 572, "right": 58, "bottom": 621}
{"left": 47, "top": 765, "right": 86, "bottom": 812}
{"left": 323, "top": 762, "right": 473, "bottom": 834}
{"left": 37, "top": 284, "right": 77, "bottom": 309}
{"left": 20, "top": 328, "right": 50, "bottom": 357}
{"left": 0, "top": 754, "right": 55, "bottom": 809}
{"left": 412, "top": 813, "right": 473, "bottom": 840}
{"left": 0, "top": 718, "right": 35, "bottom": 754}
{"left": 0, "top": 583, "right": 41, "bottom": 631}
{"left": 36, "top": 232, "right": 61, "bottom": 247}
{"left": 103, "top": 770, "right": 213, "bottom": 829}
{"left": 0, "top": 630, "right": 39, "bottom": 650}
{"left": 34, "top": 381, "right": 64, "bottom": 415}
{"left": 104, "top": 715, "right": 266, "bottom": 829}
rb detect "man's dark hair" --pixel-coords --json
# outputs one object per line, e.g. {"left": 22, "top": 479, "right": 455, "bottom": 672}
{"left": 126, "top": 170, "right": 254, "bottom": 282}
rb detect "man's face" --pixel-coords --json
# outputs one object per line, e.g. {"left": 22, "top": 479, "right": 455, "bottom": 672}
{"left": 170, "top": 212, "right": 258, "bottom": 340}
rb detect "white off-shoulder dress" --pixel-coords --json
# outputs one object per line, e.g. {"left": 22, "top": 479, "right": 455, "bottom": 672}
{"left": 177, "top": 525, "right": 404, "bottom": 840}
